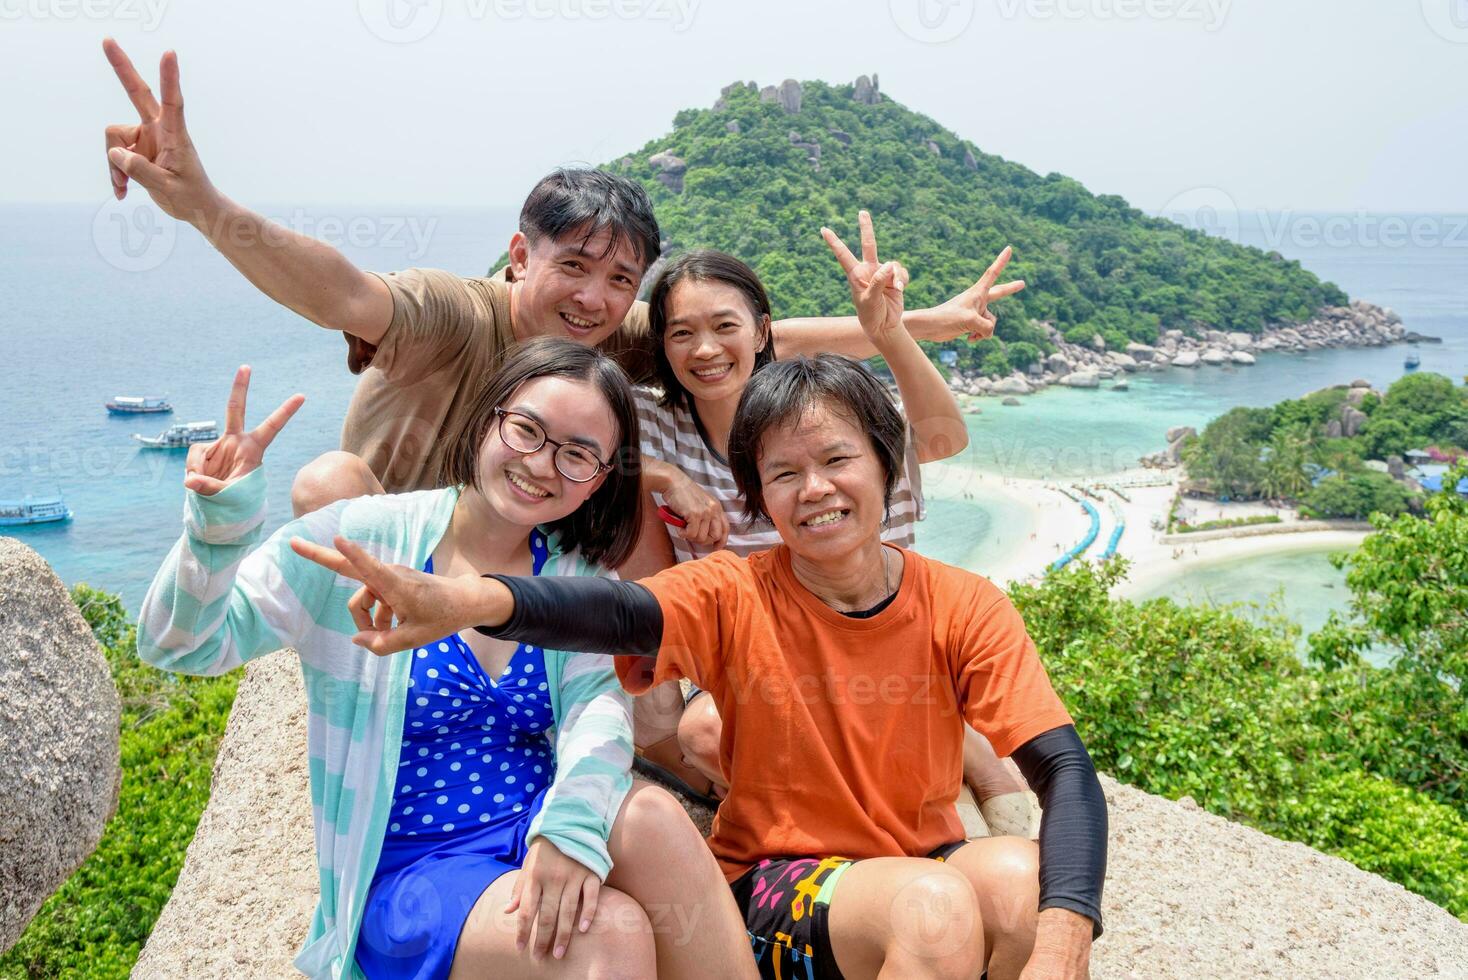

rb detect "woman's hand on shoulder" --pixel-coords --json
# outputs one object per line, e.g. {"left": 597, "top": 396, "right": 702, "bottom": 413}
{"left": 506, "top": 837, "right": 602, "bottom": 962}
{"left": 184, "top": 365, "right": 304, "bottom": 496}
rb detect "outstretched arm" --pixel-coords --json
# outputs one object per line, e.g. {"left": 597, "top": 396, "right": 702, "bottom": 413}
{"left": 289, "top": 535, "right": 662, "bottom": 657}
{"left": 102, "top": 40, "right": 392, "bottom": 344}
{"left": 770, "top": 240, "right": 1025, "bottom": 360}
{"left": 138, "top": 367, "right": 338, "bottom": 675}
{"left": 821, "top": 210, "right": 970, "bottom": 463}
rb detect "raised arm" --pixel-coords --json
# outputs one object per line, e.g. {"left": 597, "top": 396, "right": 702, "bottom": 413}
{"left": 137, "top": 367, "right": 342, "bottom": 675}
{"left": 770, "top": 241, "right": 1026, "bottom": 360}
{"left": 102, "top": 41, "right": 392, "bottom": 344}
{"left": 821, "top": 211, "right": 969, "bottom": 463}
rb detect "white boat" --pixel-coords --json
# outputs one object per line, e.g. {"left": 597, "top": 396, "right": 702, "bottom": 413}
{"left": 107, "top": 395, "right": 173, "bottom": 415}
{"left": 134, "top": 420, "right": 219, "bottom": 449}
{"left": 0, "top": 495, "right": 73, "bottom": 526}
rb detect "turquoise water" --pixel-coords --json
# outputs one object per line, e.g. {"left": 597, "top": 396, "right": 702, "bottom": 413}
{"left": 2, "top": 204, "right": 1466, "bottom": 620}
{"left": 914, "top": 212, "right": 1468, "bottom": 640}
{"left": 1132, "top": 546, "right": 1380, "bottom": 659}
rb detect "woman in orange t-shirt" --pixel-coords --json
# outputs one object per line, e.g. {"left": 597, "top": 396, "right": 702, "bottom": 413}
{"left": 300, "top": 214, "right": 1108, "bottom": 980}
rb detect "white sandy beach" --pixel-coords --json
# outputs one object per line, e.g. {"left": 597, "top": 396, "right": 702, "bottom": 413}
{"left": 922, "top": 461, "right": 1368, "bottom": 597}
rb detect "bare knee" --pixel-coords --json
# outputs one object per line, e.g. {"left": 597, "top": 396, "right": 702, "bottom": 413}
{"left": 676, "top": 696, "right": 723, "bottom": 784}
{"left": 973, "top": 838, "right": 1041, "bottom": 961}
{"left": 888, "top": 868, "right": 984, "bottom": 979}
{"left": 291, "top": 451, "right": 382, "bottom": 517}
{"left": 581, "top": 889, "right": 657, "bottom": 979}
{"left": 613, "top": 782, "right": 705, "bottom": 863}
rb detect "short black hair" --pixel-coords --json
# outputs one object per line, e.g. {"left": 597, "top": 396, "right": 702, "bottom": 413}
{"left": 647, "top": 249, "right": 775, "bottom": 411}
{"left": 438, "top": 338, "right": 644, "bottom": 569}
{"left": 520, "top": 168, "right": 661, "bottom": 273}
{"left": 727, "top": 355, "right": 906, "bottom": 525}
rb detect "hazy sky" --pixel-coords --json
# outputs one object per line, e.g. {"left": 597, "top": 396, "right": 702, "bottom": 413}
{"left": 4, "top": 0, "right": 1466, "bottom": 214}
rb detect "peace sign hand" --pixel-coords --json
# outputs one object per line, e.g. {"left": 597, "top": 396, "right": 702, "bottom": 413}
{"left": 103, "top": 39, "right": 215, "bottom": 220}
{"left": 822, "top": 210, "right": 911, "bottom": 350}
{"left": 934, "top": 246, "right": 1025, "bottom": 343}
{"left": 184, "top": 366, "right": 305, "bottom": 496}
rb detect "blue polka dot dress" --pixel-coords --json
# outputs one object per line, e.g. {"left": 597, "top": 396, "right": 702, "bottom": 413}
{"left": 356, "top": 532, "right": 557, "bottom": 979}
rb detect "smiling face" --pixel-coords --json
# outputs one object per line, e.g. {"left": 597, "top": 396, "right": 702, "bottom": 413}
{"left": 756, "top": 398, "right": 889, "bottom": 564}
{"left": 661, "top": 278, "right": 771, "bottom": 406}
{"left": 507, "top": 226, "right": 645, "bottom": 346}
{"left": 475, "top": 375, "right": 619, "bottom": 529}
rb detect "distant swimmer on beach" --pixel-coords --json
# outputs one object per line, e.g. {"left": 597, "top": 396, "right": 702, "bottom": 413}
{"left": 617, "top": 217, "right": 1039, "bottom": 837}
{"left": 98, "top": 40, "right": 1023, "bottom": 507}
{"left": 136, "top": 341, "right": 757, "bottom": 979}
{"left": 298, "top": 258, "right": 1108, "bottom": 978}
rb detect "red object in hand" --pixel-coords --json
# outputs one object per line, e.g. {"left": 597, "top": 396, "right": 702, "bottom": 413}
{"left": 657, "top": 505, "right": 687, "bottom": 528}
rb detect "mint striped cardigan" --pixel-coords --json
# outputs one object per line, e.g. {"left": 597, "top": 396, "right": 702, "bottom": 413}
{"left": 137, "top": 467, "right": 635, "bottom": 979}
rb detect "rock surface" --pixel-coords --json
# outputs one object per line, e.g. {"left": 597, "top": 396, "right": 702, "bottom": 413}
{"left": 135, "top": 648, "right": 1468, "bottom": 978}
{"left": 852, "top": 73, "right": 880, "bottom": 105}
{"left": 647, "top": 150, "right": 687, "bottom": 193}
{"left": 0, "top": 538, "right": 122, "bottom": 953}
{"left": 132, "top": 652, "right": 316, "bottom": 979}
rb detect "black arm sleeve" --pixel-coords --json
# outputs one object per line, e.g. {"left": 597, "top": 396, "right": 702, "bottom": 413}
{"left": 477, "top": 574, "right": 664, "bottom": 656}
{"left": 1010, "top": 725, "right": 1108, "bottom": 938}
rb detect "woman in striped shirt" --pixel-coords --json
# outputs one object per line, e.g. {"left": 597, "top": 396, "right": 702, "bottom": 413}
{"left": 630, "top": 225, "right": 1039, "bottom": 837}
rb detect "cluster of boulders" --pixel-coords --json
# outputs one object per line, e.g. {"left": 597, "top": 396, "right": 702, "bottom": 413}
{"left": 950, "top": 301, "right": 1406, "bottom": 400}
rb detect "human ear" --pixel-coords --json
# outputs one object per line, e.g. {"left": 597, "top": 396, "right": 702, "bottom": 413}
{"left": 755, "top": 314, "right": 772, "bottom": 353}
{"left": 507, "top": 232, "right": 531, "bottom": 280}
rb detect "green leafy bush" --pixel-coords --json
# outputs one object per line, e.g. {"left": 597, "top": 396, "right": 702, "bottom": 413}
{"left": 1011, "top": 557, "right": 1467, "bottom": 920}
{"left": 0, "top": 585, "right": 239, "bottom": 980}
{"left": 1174, "top": 514, "right": 1282, "bottom": 533}
{"left": 1280, "top": 771, "right": 1468, "bottom": 918}
{"left": 1301, "top": 471, "right": 1415, "bottom": 520}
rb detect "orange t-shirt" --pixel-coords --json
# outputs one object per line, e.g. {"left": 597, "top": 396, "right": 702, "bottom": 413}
{"left": 615, "top": 545, "right": 1074, "bottom": 882}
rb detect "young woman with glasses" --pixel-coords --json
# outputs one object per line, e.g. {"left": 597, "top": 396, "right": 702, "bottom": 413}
{"left": 136, "top": 338, "right": 755, "bottom": 980}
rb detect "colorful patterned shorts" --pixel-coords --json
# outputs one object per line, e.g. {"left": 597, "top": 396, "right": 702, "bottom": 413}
{"left": 728, "top": 841, "right": 968, "bottom": 980}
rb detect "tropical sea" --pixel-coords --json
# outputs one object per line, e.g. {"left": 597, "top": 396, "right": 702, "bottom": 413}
{"left": 2, "top": 204, "right": 1465, "bottom": 621}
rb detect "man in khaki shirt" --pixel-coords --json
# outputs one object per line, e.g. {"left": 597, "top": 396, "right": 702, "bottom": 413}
{"left": 103, "top": 42, "right": 1022, "bottom": 510}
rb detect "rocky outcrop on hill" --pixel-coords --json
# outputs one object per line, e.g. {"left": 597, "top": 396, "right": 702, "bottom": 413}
{"left": 949, "top": 300, "right": 1407, "bottom": 400}
{"left": 0, "top": 538, "right": 121, "bottom": 953}
{"left": 759, "top": 79, "right": 802, "bottom": 114}
{"left": 135, "top": 644, "right": 1468, "bottom": 978}
{"left": 852, "top": 73, "right": 880, "bottom": 105}
{"left": 648, "top": 149, "right": 686, "bottom": 193}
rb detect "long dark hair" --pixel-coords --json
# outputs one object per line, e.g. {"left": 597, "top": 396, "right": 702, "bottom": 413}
{"left": 727, "top": 355, "right": 907, "bottom": 525}
{"left": 438, "top": 338, "right": 643, "bottom": 568}
{"left": 647, "top": 249, "right": 775, "bottom": 410}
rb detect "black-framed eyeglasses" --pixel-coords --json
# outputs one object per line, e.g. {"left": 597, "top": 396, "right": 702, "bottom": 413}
{"left": 493, "top": 407, "right": 612, "bottom": 484}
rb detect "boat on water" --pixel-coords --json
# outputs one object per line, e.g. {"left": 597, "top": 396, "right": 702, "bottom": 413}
{"left": 0, "top": 495, "right": 73, "bottom": 527}
{"left": 106, "top": 395, "right": 173, "bottom": 415}
{"left": 1405, "top": 352, "right": 1421, "bottom": 371}
{"left": 134, "top": 420, "right": 219, "bottom": 449}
